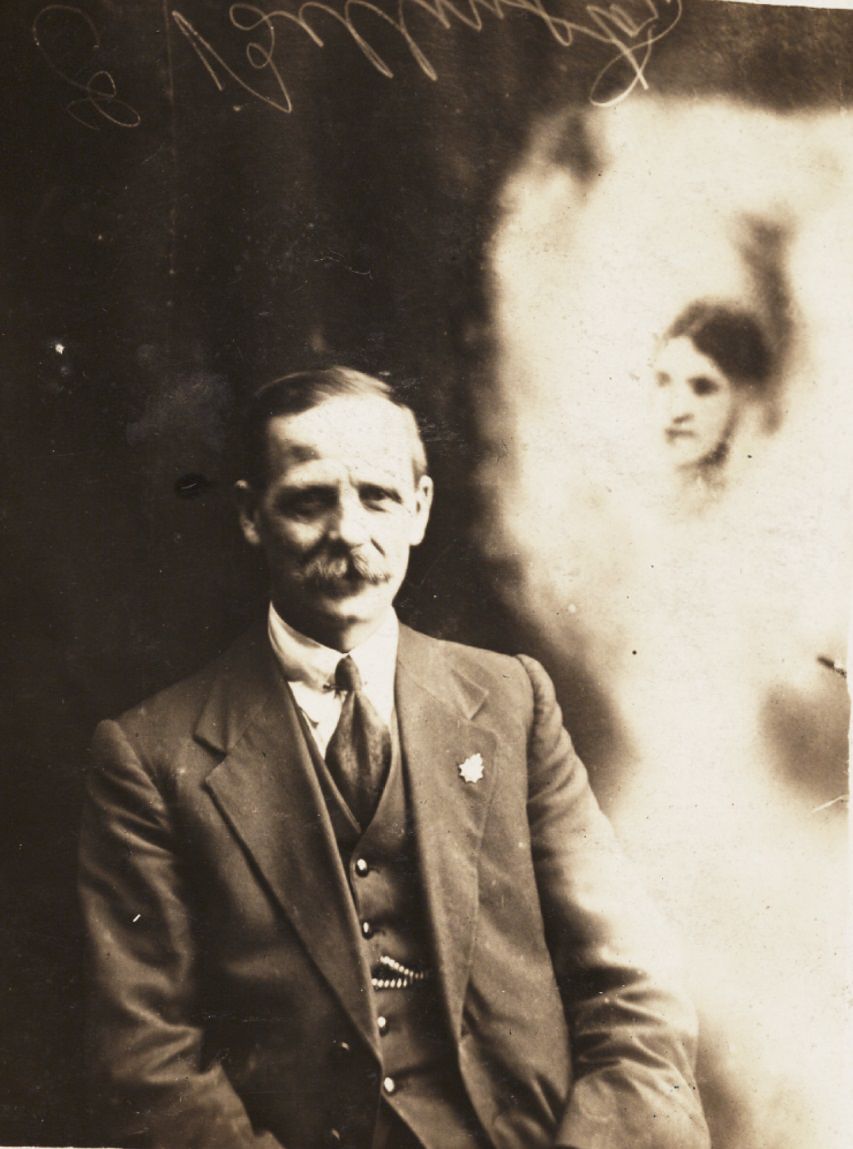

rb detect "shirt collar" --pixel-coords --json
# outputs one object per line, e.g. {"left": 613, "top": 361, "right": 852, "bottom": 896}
{"left": 267, "top": 603, "right": 399, "bottom": 725}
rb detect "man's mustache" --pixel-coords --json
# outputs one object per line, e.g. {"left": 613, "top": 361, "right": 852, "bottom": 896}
{"left": 300, "top": 548, "right": 390, "bottom": 589}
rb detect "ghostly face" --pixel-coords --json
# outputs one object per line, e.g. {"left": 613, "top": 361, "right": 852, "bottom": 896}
{"left": 236, "top": 394, "right": 433, "bottom": 651}
{"left": 652, "top": 336, "right": 743, "bottom": 469}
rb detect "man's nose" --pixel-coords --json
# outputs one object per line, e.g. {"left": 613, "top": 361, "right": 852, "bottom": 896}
{"left": 330, "top": 490, "right": 370, "bottom": 547}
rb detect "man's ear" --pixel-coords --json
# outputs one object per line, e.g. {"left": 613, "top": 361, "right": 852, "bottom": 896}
{"left": 408, "top": 475, "right": 434, "bottom": 546}
{"left": 234, "top": 480, "right": 263, "bottom": 547}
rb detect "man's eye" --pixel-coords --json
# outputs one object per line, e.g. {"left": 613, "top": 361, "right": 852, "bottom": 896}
{"left": 280, "top": 491, "right": 330, "bottom": 516}
{"left": 361, "top": 486, "right": 398, "bottom": 508}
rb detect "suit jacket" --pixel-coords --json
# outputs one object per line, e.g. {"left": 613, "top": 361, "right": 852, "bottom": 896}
{"left": 79, "top": 623, "right": 709, "bottom": 1149}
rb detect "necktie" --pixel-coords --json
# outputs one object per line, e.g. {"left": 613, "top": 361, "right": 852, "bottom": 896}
{"left": 325, "top": 656, "right": 391, "bottom": 827}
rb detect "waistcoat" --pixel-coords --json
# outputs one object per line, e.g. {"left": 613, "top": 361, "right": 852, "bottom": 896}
{"left": 301, "top": 705, "right": 488, "bottom": 1149}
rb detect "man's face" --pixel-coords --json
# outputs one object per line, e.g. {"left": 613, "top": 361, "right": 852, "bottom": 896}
{"left": 652, "top": 336, "right": 742, "bottom": 469}
{"left": 237, "top": 395, "right": 433, "bottom": 650}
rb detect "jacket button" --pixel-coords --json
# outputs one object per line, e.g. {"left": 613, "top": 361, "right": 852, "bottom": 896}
{"left": 326, "top": 1129, "right": 342, "bottom": 1145}
{"left": 333, "top": 1039, "right": 352, "bottom": 1055}
{"left": 361, "top": 920, "right": 374, "bottom": 938}
{"left": 355, "top": 857, "right": 369, "bottom": 876}
{"left": 382, "top": 1075, "right": 396, "bottom": 1095}
{"left": 376, "top": 1015, "right": 389, "bottom": 1035}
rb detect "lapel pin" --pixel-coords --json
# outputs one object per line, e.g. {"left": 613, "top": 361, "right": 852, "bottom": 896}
{"left": 458, "top": 752, "right": 485, "bottom": 784}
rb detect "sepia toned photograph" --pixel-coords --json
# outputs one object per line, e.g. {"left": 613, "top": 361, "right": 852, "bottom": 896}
{"left": 2, "top": 2, "right": 850, "bottom": 1148}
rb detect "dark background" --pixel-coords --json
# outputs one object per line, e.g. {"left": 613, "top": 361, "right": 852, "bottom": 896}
{"left": 1, "top": 1, "right": 850, "bottom": 1142}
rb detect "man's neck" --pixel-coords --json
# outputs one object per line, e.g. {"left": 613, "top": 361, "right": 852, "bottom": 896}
{"left": 270, "top": 604, "right": 392, "bottom": 656}
{"left": 321, "top": 622, "right": 382, "bottom": 654}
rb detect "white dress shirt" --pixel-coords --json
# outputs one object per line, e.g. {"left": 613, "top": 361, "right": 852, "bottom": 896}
{"left": 267, "top": 604, "right": 399, "bottom": 756}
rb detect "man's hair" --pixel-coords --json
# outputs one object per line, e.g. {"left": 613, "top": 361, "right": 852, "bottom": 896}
{"left": 664, "top": 302, "right": 773, "bottom": 391}
{"left": 241, "top": 366, "right": 428, "bottom": 488}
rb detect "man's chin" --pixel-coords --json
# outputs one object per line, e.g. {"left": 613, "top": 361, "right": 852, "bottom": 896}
{"left": 274, "top": 577, "right": 399, "bottom": 645}
{"left": 309, "top": 580, "right": 397, "bottom": 627}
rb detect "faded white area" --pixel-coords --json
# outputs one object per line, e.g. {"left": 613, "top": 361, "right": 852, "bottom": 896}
{"left": 486, "top": 99, "right": 851, "bottom": 1149}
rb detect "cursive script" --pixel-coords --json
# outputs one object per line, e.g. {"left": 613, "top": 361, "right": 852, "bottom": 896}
{"left": 172, "top": 0, "right": 682, "bottom": 116}
{"left": 32, "top": 4, "right": 142, "bottom": 129}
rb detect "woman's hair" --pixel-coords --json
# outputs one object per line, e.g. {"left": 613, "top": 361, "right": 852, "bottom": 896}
{"left": 664, "top": 302, "right": 773, "bottom": 391}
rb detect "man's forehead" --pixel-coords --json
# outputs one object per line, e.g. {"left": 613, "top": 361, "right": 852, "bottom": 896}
{"left": 271, "top": 452, "right": 406, "bottom": 487}
{"left": 264, "top": 396, "right": 414, "bottom": 474}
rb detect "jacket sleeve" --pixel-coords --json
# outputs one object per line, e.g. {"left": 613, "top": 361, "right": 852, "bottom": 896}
{"left": 79, "top": 719, "right": 285, "bottom": 1149}
{"left": 517, "top": 656, "right": 709, "bottom": 1149}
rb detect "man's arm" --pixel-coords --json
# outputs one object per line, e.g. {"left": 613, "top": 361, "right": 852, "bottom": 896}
{"left": 518, "top": 655, "right": 710, "bottom": 1149}
{"left": 79, "top": 719, "right": 285, "bottom": 1149}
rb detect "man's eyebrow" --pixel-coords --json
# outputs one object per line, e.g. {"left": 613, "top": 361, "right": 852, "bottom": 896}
{"left": 277, "top": 479, "right": 336, "bottom": 493}
{"left": 279, "top": 444, "right": 318, "bottom": 464}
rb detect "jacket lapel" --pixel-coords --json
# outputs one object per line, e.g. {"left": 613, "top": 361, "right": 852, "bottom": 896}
{"left": 197, "top": 627, "right": 378, "bottom": 1056}
{"left": 396, "top": 626, "right": 498, "bottom": 1040}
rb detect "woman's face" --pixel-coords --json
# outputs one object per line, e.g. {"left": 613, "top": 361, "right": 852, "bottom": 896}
{"left": 652, "top": 336, "right": 742, "bottom": 469}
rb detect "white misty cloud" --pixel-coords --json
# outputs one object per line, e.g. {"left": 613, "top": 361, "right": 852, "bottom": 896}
{"left": 485, "top": 97, "right": 852, "bottom": 1149}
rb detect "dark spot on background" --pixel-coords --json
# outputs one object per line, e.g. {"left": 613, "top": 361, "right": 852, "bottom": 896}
{"left": 175, "top": 473, "right": 215, "bottom": 498}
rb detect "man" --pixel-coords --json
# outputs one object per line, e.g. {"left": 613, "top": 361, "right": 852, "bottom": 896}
{"left": 79, "top": 367, "right": 709, "bottom": 1149}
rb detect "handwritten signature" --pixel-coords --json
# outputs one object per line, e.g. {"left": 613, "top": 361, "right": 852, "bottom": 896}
{"left": 32, "top": 0, "right": 681, "bottom": 127}
{"left": 172, "top": 0, "right": 683, "bottom": 115}
{"left": 32, "top": 4, "right": 141, "bottom": 129}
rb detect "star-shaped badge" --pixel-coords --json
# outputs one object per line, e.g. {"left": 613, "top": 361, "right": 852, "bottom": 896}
{"left": 458, "top": 753, "right": 485, "bottom": 784}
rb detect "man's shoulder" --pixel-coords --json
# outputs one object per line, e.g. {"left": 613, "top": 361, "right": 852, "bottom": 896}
{"left": 103, "top": 622, "right": 545, "bottom": 755}
{"left": 103, "top": 623, "right": 271, "bottom": 753}
{"left": 398, "top": 624, "right": 535, "bottom": 694}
